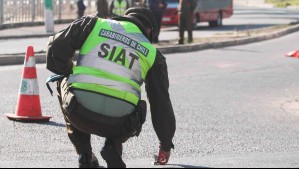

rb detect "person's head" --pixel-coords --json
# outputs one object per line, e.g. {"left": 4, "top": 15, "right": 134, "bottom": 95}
{"left": 124, "top": 7, "right": 158, "bottom": 42}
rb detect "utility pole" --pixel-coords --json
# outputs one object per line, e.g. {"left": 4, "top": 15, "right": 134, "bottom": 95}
{"left": 32, "top": 0, "right": 36, "bottom": 22}
{"left": 58, "top": 0, "right": 62, "bottom": 20}
{"left": 0, "top": 0, "right": 3, "bottom": 26}
{"left": 44, "top": 0, "right": 54, "bottom": 33}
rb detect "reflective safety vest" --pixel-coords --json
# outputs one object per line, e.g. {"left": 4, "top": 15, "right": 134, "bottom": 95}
{"left": 112, "top": 0, "right": 127, "bottom": 16}
{"left": 68, "top": 18, "right": 157, "bottom": 106}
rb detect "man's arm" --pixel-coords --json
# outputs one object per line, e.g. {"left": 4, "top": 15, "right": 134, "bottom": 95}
{"left": 46, "top": 16, "right": 97, "bottom": 75}
{"left": 145, "top": 51, "right": 176, "bottom": 152}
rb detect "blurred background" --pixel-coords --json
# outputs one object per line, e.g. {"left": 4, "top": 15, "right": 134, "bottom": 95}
{"left": 1, "top": 0, "right": 298, "bottom": 28}
{"left": 0, "top": 0, "right": 117, "bottom": 25}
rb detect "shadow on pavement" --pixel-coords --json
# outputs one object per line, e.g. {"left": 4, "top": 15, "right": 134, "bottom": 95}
{"left": 38, "top": 121, "right": 66, "bottom": 127}
{"left": 235, "top": 7, "right": 299, "bottom": 16}
{"left": 198, "top": 24, "right": 277, "bottom": 31}
{"left": 7, "top": 120, "right": 66, "bottom": 127}
{"left": 164, "top": 24, "right": 277, "bottom": 32}
{"left": 167, "top": 164, "right": 210, "bottom": 168}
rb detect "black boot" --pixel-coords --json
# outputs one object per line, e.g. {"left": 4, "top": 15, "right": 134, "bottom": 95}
{"left": 100, "top": 140, "right": 126, "bottom": 168}
{"left": 79, "top": 153, "right": 100, "bottom": 168}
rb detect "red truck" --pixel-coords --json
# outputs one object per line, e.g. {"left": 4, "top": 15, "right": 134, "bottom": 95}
{"left": 162, "top": 0, "right": 234, "bottom": 28}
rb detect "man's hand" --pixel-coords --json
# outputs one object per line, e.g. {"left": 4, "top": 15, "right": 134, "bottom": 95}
{"left": 155, "top": 147, "right": 171, "bottom": 165}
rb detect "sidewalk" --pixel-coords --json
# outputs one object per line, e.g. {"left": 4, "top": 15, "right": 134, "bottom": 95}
{"left": 234, "top": 0, "right": 274, "bottom": 8}
{"left": 0, "top": 23, "right": 69, "bottom": 40}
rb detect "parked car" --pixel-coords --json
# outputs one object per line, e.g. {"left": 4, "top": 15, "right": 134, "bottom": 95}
{"left": 162, "top": 0, "right": 234, "bottom": 28}
{"left": 162, "top": 0, "right": 179, "bottom": 26}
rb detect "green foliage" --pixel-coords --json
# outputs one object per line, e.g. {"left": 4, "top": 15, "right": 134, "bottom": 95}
{"left": 265, "top": 0, "right": 299, "bottom": 7}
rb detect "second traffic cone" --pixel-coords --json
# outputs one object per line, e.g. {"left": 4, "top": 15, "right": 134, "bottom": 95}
{"left": 5, "top": 46, "right": 52, "bottom": 122}
{"left": 286, "top": 50, "right": 299, "bottom": 58}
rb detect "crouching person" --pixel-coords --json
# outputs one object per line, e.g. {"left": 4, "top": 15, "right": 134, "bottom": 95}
{"left": 46, "top": 7, "right": 176, "bottom": 168}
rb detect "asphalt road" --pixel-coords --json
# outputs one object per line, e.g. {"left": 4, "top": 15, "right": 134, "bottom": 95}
{"left": 0, "top": 6, "right": 298, "bottom": 55}
{"left": 0, "top": 24, "right": 299, "bottom": 168}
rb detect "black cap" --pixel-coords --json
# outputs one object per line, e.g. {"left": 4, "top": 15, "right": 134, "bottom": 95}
{"left": 124, "top": 7, "right": 158, "bottom": 39}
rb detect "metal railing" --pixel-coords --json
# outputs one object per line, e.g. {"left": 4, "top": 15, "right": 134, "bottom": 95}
{"left": 0, "top": 0, "right": 100, "bottom": 26}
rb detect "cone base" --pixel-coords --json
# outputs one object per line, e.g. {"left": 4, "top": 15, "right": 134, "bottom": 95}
{"left": 286, "top": 51, "right": 299, "bottom": 58}
{"left": 5, "top": 113, "right": 52, "bottom": 123}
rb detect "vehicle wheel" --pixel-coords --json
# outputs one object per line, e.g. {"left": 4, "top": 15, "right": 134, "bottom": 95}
{"left": 209, "top": 11, "right": 222, "bottom": 27}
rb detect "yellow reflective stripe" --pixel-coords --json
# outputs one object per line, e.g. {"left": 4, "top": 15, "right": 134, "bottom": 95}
{"left": 68, "top": 74, "right": 140, "bottom": 96}
{"left": 73, "top": 66, "right": 141, "bottom": 92}
{"left": 80, "top": 19, "right": 112, "bottom": 55}
{"left": 70, "top": 83, "right": 139, "bottom": 105}
{"left": 113, "top": 0, "right": 127, "bottom": 15}
{"left": 139, "top": 42, "right": 157, "bottom": 80}
{"left": 138, "top": 53, "right": 149, "bottom": 80}
{"left": 119, "top": 21, "right": 142, "bottom": 34}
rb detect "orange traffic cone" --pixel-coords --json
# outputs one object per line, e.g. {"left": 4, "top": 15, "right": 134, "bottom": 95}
{"left": 286, "top": 50, "right": 299, "bottom": 58}
{"left": 5, "top": 46, "right": 52, "bottom": 122}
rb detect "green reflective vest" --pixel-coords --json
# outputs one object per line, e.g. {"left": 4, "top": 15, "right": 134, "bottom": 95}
{"left": 68, "top": 18, "right": 157, "bottom": 106}
{"left": 112, "top": 0, "right": 127, "bottom": 16}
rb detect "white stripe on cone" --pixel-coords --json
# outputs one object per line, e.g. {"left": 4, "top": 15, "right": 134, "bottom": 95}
{"left": 25, "top": 57, "right": 36, "bottom": 68}
{"left": 20, "top": 79, "right": 39, "bottom": 95}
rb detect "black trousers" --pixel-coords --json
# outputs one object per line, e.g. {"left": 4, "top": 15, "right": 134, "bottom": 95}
{"left": 153, "top": 13, "right": 163, "bottom": 43}
{"left": 178, "top": 12, "right": 193, "bottom": 44}
{"left": 58, "top": 78, "right": 144, "bottom": 156}
{"left": 61, "top": 102, "right": 130, "bottom": 155}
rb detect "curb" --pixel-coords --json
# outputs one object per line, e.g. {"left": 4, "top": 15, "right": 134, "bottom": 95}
{"left": 0, "top": 20, "right": 73, "bottom": 31}
{"left": 0, "top": 34, "right": 55, "bottom": 40}
{"left": 0, "top": 53, "right": 47, "bottom": 66}
{"left": 1, "top": 23, "right": 299, "bottom": 66}
{"left": 159, "top": 23, "right": 299, "bottom": 54}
